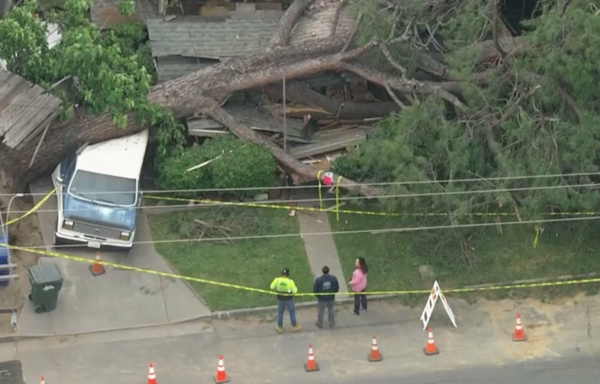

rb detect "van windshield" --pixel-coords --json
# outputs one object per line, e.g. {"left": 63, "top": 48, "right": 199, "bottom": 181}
{"left": 68, "top": 170, "right": 137, "bottom": 206}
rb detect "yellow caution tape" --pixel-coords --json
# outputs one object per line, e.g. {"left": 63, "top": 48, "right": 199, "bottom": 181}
{"left": 1, "top": 242, "right": 600, "bottom": 297}
{"left": 6, "top": 189, "right": 56, "bottom": 226}
{"left": 144, "top": 195, "right": 600, "bottom": 219}
{"left": 144, "top": 194, "right": 398, "bottom": 216}
{"left": 5, "top": 188, "right": 600, "bottom": 221}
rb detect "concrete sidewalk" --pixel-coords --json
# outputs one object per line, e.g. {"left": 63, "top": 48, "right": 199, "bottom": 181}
{"left": 298, "top": 211, "right": 349, "bottom": 294}
{"left": 295, "top": 187, "right": 349, "bottom": 295}
{"left": 16, "top": 177, "right": 210, "bottom": 336}
{"left": 5, "top": 293, "right": 600, "bottom": 384}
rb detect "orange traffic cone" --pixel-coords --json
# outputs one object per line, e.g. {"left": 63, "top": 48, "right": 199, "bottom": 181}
{"left": 368, "top": 334, "right": 383, "bottom": 362}
{"left": 90, "top": 251, "right": 105, "bottom": 276}
{"left": 41, "top": 376, "right": 46, "bottom": 384}
{"left": 147, "top": 362, "right": 157, "bottom": 384}
{"left": 215, "top": 355, "right": 229, "bottom": 383}
{"left": 423, "top": 327, "right": 439, "bottom": 356}
{"left": 304, "top": 344, "right": 320, "bottom": 372}
{"left": 513, "top": 312, "right": 527, "bottom": 342}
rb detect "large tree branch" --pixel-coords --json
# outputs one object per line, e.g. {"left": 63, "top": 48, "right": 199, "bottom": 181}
{"left": 270, "top": 0, "right": 314, "bottom": 48}
{"left": 152, "top": 38, "right": 376, "bottom": 113}
{"left": 202, "top": 98, "right": 383, "bottom": 197}
{"left": 264, "top": 80, "right": 401, "bottom": 119}
{"left": 342, "top": 62, "right": 463, "bottom": 101}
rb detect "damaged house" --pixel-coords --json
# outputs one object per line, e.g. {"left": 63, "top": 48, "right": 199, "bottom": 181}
{"left": 147, "top": 1, "right": 396, "bottom": 173}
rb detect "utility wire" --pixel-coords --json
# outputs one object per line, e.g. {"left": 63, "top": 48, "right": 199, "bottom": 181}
{"left": 14, "top": 215, "right": 600, "bottom": 250}
{"left": 0, "top": 171, "right": 598, "bottom": 198}
{"left": 5, "top": 182, "right": 600, "bottom": 215}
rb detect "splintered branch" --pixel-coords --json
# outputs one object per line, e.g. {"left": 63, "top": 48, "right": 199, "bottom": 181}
{"left": 492, "top": 0, "right": 507, "bottom": 59}
{"left": 341, "top": 12, "right": 364, "bottom": 52}
{"left": 270, "top": 0, "right": 314, "bottom": 47}
{"left": 330, "top": 0, "right": 347, "bottom": 36}
{"left": 380, "top": 42, "right": 408, "bottom": 77}
{"left": 389, "top": 5, "right": 400, "bottom": 40}
{"left": 385, "top": 83, "right": 406, "bottom": 108}
{"left": 498, "top": 85, "right": 541, "bottom": 126}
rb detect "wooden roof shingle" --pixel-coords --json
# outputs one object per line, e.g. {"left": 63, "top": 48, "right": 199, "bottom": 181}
{"left": 0, "top": 70, "right": 62, "bottom": 149}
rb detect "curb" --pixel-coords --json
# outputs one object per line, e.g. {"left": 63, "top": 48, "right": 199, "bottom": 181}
{"left": 211, "top": 294, "right": 400, "bottom": 319}
{"left": 0, "top": 312, "right": 214, "bottom": 344}
{"left": 0, "top": 295, "right": 401, "bottom": 342}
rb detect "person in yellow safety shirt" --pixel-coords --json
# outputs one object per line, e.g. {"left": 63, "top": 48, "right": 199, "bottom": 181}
{"left": 270, "top": 268, "right": 302, "bottom": 333}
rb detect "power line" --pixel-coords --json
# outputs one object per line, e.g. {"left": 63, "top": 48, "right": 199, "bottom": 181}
{"left": 5, "top": 182, "right": 600, "bottom": 215}
{"left": 14, "top": 215, "right": 600, "bottom": 250}
{"left": 0, "top": 171, "right": 598, "bottom": 198}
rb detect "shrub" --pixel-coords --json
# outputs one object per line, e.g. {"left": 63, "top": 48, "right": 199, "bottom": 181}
{"left": 158, "top": 136, "right": 277, "bottom": 197}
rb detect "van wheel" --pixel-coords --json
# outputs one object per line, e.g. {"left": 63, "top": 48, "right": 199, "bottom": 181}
{"left": 28, "top": 293, "right": 32, "bottom": 301}
{"left": 34, "top": 305, "right": 45, "bottom": 314}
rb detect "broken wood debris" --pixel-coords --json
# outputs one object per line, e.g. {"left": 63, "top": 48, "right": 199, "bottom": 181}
{"left": 187, "top": 102, "right": 378, "bottom": 160}
{"left": 290, "top": 126, "right": 371, "bottom": 159}
{"left": 187, "top": 105, "right": 311, "bottom": 143}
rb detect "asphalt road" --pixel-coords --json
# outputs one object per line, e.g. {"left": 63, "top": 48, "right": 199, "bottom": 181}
{"left": 383, "top": 356, "right": 600, "bottom": 384}
{"left": 2, "top": 315, "right": 598, "bottom": 384}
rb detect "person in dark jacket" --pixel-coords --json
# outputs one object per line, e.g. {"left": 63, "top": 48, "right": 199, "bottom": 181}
{"left": 313, "top": 266, "right": 340, "bottom": 328}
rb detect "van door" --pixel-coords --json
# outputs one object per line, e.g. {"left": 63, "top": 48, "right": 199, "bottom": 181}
{"left": 52, "top": 151, "right": 77, "bottom": 213}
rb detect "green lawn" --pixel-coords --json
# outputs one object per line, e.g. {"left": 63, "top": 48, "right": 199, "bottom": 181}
{"left": 148, "top": 207, "right": 313, "bottom": 311}
{"left": 329, "top": 210, "right": 600, "bottom": 300}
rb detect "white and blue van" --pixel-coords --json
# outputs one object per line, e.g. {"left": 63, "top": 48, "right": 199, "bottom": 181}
{"left": 51, "top": 129, "right": 149, "bottom": 251}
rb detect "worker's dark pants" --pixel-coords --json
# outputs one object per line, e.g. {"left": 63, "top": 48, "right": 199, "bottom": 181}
{"left": 354, "top": 289, "right": 367, "bottom": 313}
{"left": 316, "top": 300, "right": 335, "bottom": 327}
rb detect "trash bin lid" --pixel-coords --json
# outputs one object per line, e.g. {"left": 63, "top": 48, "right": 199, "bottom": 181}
{"left": 28, "top": 264, "right": 63, "bottom": 285}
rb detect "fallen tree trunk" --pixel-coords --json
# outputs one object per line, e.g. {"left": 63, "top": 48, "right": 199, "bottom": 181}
{"left": 264, "top": 80, "right": 402, "bottom": 119}
{"left": 0, "top": 37, "right": 373, "bottom": 190}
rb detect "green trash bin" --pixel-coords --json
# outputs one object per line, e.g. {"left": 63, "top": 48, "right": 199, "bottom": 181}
{"left": 28, "top": 264, "right": 63, "bottom": 314}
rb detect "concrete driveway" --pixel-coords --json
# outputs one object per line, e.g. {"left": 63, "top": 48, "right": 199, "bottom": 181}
{"left": 15, "top": 177, "right": 210, "bottom": 336}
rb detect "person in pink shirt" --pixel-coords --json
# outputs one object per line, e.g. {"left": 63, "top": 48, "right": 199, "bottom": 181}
{"left": 348, "top": 257, "right": 368, "bottom": 315}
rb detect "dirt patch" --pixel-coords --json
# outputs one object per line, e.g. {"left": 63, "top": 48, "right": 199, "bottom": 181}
{"left": 0, "top": 190, "right": 46, "bottom": 335}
